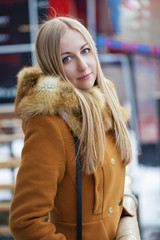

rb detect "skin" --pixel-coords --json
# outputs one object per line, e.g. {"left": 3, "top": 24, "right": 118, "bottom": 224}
{"left": 60, "top": 28, "right": 97, "bottom": 90}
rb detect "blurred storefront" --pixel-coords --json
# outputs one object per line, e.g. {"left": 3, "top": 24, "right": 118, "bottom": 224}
{"left": 96, "top": 2, "right": 160, "bottom": 239}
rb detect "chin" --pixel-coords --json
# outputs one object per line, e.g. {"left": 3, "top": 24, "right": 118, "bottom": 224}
{"left": 79, "top": 85, "right": 94, "bottom": 90}
{"left": 79, "top": 81, "right": 95, "bottom": 90}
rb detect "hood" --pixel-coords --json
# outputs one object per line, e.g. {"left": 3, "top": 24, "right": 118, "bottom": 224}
{"left": 15, "top": 66, "right": 129, "bottom": 137}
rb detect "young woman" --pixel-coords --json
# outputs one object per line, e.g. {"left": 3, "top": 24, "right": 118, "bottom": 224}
{"left": 9, "top": 17, "right": 139, "bottom": 240}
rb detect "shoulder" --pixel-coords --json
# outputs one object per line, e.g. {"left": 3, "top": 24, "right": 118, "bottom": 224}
{"left": 21, "top": 115, "right": 73, "bottom": 169}
{"left": 22, "top": 114, "right": 72, "bottom": 139}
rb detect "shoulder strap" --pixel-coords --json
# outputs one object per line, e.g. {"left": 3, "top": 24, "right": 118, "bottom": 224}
{"left": 74, "top": 137, "right": 82, "bottom": 240}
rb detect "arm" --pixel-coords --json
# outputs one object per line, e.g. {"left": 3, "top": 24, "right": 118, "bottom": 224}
{"left": 9, "top": 115, "right": 66, "bottom": 240}
{"left": 115, "top": 173, "right": 141, "bottom": 240}
{"left": 116, "top": 193, "right": 141, "bottom": 240}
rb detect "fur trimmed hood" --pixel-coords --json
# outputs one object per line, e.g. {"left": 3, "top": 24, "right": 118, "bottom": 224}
{"left": 15, "top": 66, "right": 129, "bottom": 137}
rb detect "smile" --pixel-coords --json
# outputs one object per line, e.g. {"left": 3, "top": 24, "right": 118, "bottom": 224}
{"left": 78, "top": 73, "right": 91, "bottom": 80}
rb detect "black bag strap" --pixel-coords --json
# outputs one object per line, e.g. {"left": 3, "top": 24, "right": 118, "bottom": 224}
{"left": 74, "top": 137, "right": 82, "bottom": 240}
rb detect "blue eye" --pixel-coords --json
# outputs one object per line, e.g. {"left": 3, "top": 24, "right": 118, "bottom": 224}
{"left": 62, "top": 56, "right": 71, "bottom": 63}
{"left": 82, "top": 48, "right": 90, "bottom": 54}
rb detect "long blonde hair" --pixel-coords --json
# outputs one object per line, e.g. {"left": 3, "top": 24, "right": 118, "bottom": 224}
{"left": 35, "top": 16, "right": 132, "bottom": 174}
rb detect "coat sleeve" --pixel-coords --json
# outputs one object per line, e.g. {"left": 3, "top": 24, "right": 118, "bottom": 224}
{"left": 9, "top": 115, "right": 67, "bottom": 240}
{"left": 115, "top": 172, "right": 141, "bottom": 240}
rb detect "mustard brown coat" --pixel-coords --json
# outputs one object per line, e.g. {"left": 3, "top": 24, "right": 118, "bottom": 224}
{"left": 9, "top": 67, "right": 131, "bottom": 240}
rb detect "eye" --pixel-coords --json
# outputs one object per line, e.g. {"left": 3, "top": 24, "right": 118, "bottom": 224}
{"left": 62, "top": 56, "right": 71, "bottom": 63}
{"left": 82, "top": 48, "right": 90, "bottom": 54}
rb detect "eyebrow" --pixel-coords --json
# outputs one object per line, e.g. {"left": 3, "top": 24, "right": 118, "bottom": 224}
{"left": 61, "top": 43, "right": 89, "bottom": 56}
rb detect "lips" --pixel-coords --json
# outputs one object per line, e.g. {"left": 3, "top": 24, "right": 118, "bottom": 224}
{"left": 78, "top": 73, "right": 91, "bottom": 80}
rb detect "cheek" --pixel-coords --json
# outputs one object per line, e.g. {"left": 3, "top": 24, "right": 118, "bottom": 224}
{"left": 92, "top": 58, "right": 97, "bottom": 75}
{"left": 63, "top": 66, "right": 72, "bottom": 79}
{"left": 89, "top": 54, "right": 96, "bottom": 66}
{"left": 63, "top": 65, "right": 76, "bottom": 83}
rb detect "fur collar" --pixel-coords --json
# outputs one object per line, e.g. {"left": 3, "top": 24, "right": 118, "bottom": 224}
{"left": 15, "top": 66, "right": 129, "bottom": 137}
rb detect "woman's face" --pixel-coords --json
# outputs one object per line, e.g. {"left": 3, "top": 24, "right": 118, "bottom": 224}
{"left": 60, "top": 28, "right": 97, "bottom": 90}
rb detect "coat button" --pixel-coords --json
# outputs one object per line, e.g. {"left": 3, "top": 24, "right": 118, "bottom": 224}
{"left": 111, "top": 158, "right": 115, "bottom": 166}
{"left": 118, "top": 199, "right": 122, "bottom": 206}
{"left": 108, "top": 206, "right": 113, "bottom": 214}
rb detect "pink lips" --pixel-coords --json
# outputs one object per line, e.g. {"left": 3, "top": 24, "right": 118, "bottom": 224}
{"left": 78, "top": 73, "right": 91, "bottom": 80}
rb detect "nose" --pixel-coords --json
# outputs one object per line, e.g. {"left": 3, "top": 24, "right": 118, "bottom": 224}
{"left": 77, "top": 57, "right": 88, "bottom": 71}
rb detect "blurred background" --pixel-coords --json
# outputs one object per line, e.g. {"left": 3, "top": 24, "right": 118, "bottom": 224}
{"left": 0, "top": 0, "right": 160, "bottom": 239}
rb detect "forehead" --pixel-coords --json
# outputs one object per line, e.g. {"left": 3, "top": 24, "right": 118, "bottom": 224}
{"left": 60, "top": 28, "right": 88, "bottom": 53}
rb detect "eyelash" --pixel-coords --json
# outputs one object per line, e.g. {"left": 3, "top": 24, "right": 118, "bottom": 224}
{"left": 62, "top": 48, "right": 90, "bottom": 64}
{"left": 82, "top": 48, "right": 90, "bottom": 54}
{"left": 62, "top": 56, "right": 71, "bottom": 63}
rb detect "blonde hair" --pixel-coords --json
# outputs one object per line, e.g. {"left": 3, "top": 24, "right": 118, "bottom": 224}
{"left": 35, "top": 16, "right": 132, "bottom": 174}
